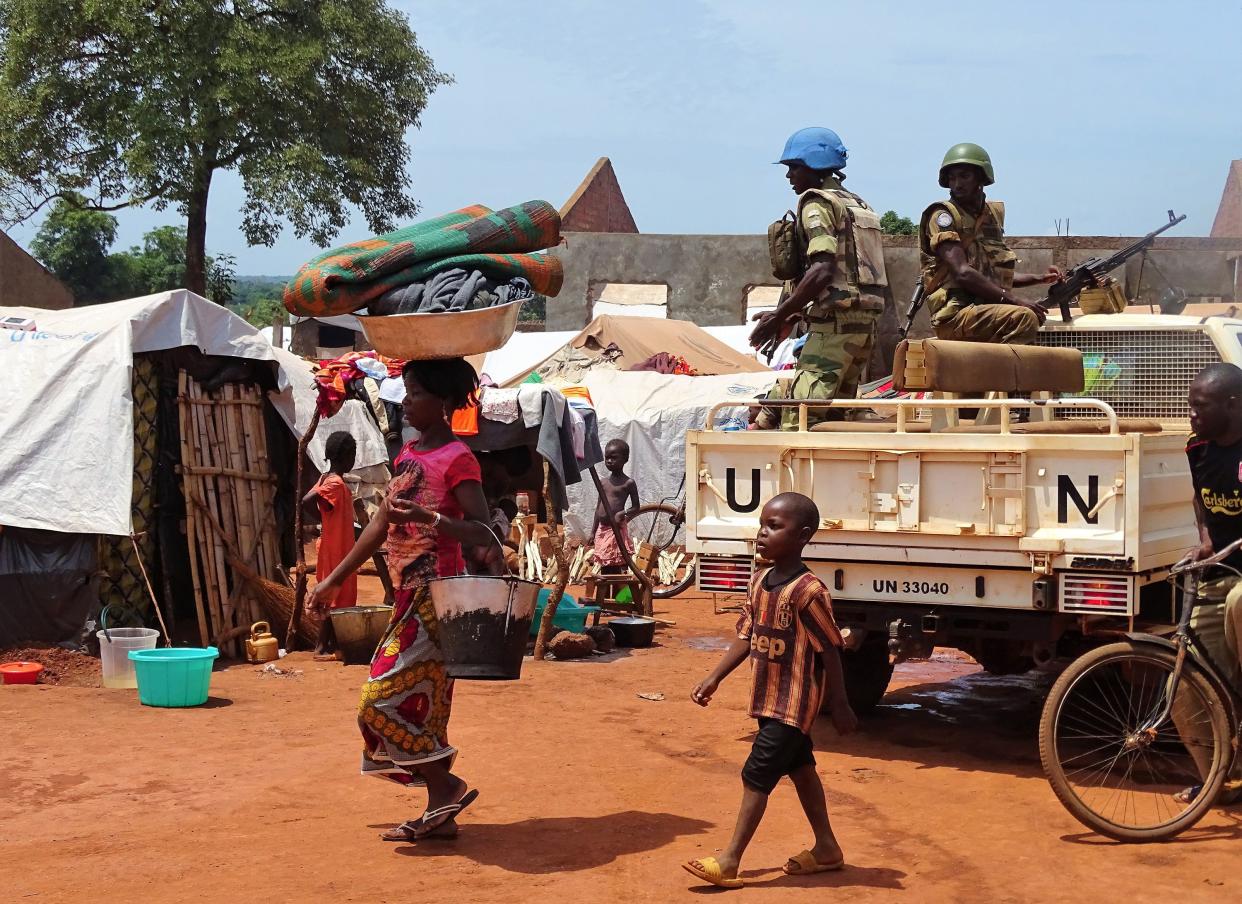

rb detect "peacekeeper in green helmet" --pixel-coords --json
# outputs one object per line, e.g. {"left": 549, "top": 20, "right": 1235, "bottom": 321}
{"left": 751, "top": 127, "right": 889, "bottom": 429}
{"left": 919, "top": 143, "right": 1063, "bottom": 344}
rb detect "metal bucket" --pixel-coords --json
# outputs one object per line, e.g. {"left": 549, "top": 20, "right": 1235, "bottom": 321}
{"left": 356, "top": 300, "right": 522, "bottom": 360}
{"left": 428, "top": 575, "right": 539, "bottom": 680}
{"left": 329, "top": 606, "right": 394, "bottom": 665}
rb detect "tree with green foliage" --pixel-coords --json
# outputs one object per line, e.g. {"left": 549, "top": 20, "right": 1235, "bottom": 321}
{"left": 238, "top": 295, "right": 286, "bottom": 328}
{"left": 33, "top": 209, "right": 238, "bottom": 305}
{"left": 28, "top": 194, "right": 119, "bottom": 304}
{"left": 880, "top": 210, "right": 917, "bottom": 236}
{"left": 0, "top": 1, "right": 449, "bottom": 296}
{"left": 518, "top": 295, "right": 547, "bottom": 323}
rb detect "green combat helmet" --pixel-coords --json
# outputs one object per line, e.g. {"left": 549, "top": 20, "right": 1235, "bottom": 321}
{"left": 938, "top": 143, "right": 994, "bottom": 187}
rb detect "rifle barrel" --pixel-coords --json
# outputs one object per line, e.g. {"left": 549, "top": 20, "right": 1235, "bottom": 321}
{"left": 1043, "top": 211, "right": 1185, "bottom": 320}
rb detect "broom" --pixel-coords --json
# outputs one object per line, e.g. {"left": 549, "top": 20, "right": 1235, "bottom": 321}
{"left": 228, "top": 554, "right": 323, "bottom": 649}
{"left": 187, "top": 491, "right": 324, "bottom": 649}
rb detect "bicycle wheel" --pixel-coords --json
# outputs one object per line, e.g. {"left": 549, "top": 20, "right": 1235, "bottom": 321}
{"left": 1039, "top": 641, "right": 1233, "bottom": 842}
{"left": 624, "top": 503, "right": 695, "bottom": 599}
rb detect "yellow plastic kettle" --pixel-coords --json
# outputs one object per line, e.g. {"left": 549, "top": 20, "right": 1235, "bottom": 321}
{"left": 245, "top": 621, "right": 280, "bottom": 663}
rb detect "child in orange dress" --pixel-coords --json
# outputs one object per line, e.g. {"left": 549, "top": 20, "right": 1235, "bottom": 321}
{"left": 303, "top": 432, "right": 358, "bottom": 656}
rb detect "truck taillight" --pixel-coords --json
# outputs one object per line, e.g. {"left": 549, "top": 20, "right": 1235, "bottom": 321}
{"left": 697, "top": 555, "right": 755, "bottom": 594}
{"left": 1059, "top": 574, "right": 1133, "bottom": 615}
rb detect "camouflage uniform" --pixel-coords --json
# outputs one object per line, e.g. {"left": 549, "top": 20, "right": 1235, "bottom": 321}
{"left": 918, "top": 199, "right": 1039, "bottom": 345}
{"left": 777, "top": 173, "right": 887, "bottom": 429}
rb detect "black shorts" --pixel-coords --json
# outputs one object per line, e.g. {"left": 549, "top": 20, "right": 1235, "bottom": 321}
{"left": 741, "top": 718, "right": 816, "bottom": 794}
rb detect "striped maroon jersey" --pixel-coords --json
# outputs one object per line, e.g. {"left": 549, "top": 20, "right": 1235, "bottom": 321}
{"left": 736, "top": 567, "right": 844, "bottom": 734}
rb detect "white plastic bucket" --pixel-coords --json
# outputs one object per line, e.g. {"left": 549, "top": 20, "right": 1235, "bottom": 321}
{"left": 97, "top": 628, "right": 160, "bottom": 688}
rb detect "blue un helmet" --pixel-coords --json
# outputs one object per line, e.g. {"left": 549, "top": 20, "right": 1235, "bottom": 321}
{"left": 776, "top": 127, "right": 848, "bottom": 171}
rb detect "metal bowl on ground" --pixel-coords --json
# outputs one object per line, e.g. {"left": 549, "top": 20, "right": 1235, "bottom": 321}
{"left": 609, "top": 616, "right": 656, "bottom": 648}
{"left": 357, "top": 299, "right": 522, "bottom": 360}
{"left": 329, "top": 606, "right": 393, "bottom": 665}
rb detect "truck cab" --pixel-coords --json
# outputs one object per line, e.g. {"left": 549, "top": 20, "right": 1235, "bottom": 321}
{"left": 686, "top": 314, "right": 1242, "bottom": 711}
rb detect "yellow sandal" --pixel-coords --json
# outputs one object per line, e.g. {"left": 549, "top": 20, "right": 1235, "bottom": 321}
{"left": 682, "top": 856, "right": 744, "bottom": 889}
{"left": 783, "top": 849, "right": 844, "bottom": 875}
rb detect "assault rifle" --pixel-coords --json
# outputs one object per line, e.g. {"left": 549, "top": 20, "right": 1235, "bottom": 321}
{"left": 1044, "top": 210, "right": 1186, "bottom": 324}
{"left": 899, "top": 282, "right": 925, "bottom": 340}
{"left": 756, "top": 284, "right": 791, "bottom": 363}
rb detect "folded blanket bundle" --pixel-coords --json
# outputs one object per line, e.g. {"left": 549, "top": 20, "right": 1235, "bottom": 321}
{"left": 369, "top": 271, "right": 535, "bottom": 316}
{"left": 283, "top": 200, "right": 563, "bottom": 318}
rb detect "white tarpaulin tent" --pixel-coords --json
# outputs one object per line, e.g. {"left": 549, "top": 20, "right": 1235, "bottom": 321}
{"left": 703, "top": 325, "right": 762, "bottom": 361}
{"left": 561, "top": 369, "right": 778, "bottom": 539}
{"left": 0, "top": 290, "right": 384, "bottom": 536}
{"left": 479, "top": 329, "right": 577, "bottom": 386}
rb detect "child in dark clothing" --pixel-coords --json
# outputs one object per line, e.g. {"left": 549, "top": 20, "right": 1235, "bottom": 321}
{"left": 683, "top": 492, "right": 856, "bottom": 889}
{"left": 591, "top": 439, "right": 640, "bottom": 572}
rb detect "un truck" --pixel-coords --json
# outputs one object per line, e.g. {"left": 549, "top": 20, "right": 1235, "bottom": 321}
{"left": 686, "top": 314, "right": 1242, "bottom": 711}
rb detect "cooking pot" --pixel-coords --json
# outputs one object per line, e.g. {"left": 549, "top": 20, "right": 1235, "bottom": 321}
{"left": 609, "top": 616, "right": 656, "bottom": 648}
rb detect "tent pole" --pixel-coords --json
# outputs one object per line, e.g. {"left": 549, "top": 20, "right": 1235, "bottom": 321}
{"left": 533, "top": 462, "right": 570, "bottom": 660}
{"left": 286, "top": 408, "right": 321, "bottom": 650}
{"left": 177, "top": 372, "right": 210, "bottom": 647}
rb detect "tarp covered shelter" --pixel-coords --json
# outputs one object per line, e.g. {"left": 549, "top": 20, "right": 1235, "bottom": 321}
{"left": 0, "top": 291, "right": 381, "bottom": 648}
{"left": 561, "top": 369, "right": 778, "bottom": 538}
{"left": 480, "top": 329, "right": 577, "bottom": 386}
{"left": 501, "top": 314, "right": 769, "bottom": 386}
{"left": 2, "top": 292, "right": 289, "bottom": 534}
{"left": 482, "top": 316, "right": 774, "bottom": 538}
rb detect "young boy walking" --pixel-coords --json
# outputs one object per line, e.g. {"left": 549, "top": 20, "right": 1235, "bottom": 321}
{"left": 684, "top": 491, "right": 857, "bottom": 889}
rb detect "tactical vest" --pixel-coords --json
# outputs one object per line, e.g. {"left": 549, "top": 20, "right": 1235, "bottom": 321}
{"left": 765, "top": 186, "right": 887, "bottom": 320}
{"left": 918, "top": 199, "right": 1016, "bottom": 319}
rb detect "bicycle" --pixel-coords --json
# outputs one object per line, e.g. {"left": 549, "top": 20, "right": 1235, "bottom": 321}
{"left": 1038, "top": 536, "right": 1242, "bottom": 842}
{"left": 621, "top": 475, "right": 697, "bottom": 599}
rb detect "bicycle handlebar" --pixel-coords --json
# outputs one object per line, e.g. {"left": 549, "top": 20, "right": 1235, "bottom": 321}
{"left": 1170, "top": 537, "right": 1242, "bottom": 576}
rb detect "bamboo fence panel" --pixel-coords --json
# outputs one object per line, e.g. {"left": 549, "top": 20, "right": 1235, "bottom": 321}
{"left": 177, "top": 374, "right": 283, "bottom": 657}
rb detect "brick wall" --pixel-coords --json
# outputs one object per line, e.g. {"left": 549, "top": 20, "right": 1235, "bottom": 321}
{"left": 560, "top": 158, "right": 638, "bottom": 234}
{"left": 0, "top": 230, "right": 73, "bottom": 309}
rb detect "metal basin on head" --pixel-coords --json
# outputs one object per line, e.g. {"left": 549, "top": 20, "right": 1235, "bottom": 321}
{"left": 357, "top": 300, "right": 522, "bottom": 360}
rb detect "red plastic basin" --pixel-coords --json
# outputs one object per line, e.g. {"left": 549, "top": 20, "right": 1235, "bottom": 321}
{"left": 0, "top": 661, "right": 44, "bottom": 685}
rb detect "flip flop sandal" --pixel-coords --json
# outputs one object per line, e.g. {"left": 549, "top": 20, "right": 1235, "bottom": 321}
{"left": 681, "top": 857, "right": 744, "bottom": 889}
{"left": 783, "top": 849, "right": 845, "bottom": 875}
{"left": 1173, "top": 784, "right": 1203, "bottom": 805}
{"left": 380, "top": 820, "right": 460, "bottom": 842}
{"left": 1222, "top": 780, "right": 1242, "bottom": 805}
{"left": 408, "top": 788, "right": 480, "bottom": 840}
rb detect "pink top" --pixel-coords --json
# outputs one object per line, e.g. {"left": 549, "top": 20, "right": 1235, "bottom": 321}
{"left": 386, "top": 440, "right": 482, "bottom": 583}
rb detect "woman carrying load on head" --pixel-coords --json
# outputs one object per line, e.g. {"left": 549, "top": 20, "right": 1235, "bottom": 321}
{"left": 307, "top": 357, "right": 501, "bottom": 843}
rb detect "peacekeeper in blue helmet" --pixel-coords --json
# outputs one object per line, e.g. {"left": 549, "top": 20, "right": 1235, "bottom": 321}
{"left": 750, "top": 127, "right": 889, "bottom": 429}
{"left": 919, "top": 143, "right": 1063, "bottom": 344}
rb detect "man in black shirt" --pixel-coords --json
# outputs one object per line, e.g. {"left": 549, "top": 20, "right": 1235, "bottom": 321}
{"left": 1188, "top": 363, "right": 1242, "bottom": 578}
{"left": 1176, "top": 364, "right": 1242, "bottom": 801}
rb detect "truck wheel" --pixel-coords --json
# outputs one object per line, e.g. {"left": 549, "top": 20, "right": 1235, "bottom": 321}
{"left": 830, "top": 638, "right": 893, "bottom": 714}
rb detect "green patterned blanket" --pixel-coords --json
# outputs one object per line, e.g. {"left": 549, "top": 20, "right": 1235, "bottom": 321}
{"left": 283, "top": 201, "right": 563, "bottom": 317}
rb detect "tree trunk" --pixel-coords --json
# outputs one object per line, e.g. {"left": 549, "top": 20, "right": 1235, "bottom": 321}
{"left": 533, "top": 462, "right": 570, "bottom": 661}
{"left": 184, "top": 164, "right": 213, "bottom": 297}
{"left": 286, "top": 408, "right": 321, "bottom": 650}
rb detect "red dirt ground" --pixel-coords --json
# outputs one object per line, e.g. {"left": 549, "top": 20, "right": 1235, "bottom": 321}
{"left": 0, "top": 644, "right": 100, "bottom": 687}
{"left": 1, "top": 591, "right": 1238, "bottom": 903}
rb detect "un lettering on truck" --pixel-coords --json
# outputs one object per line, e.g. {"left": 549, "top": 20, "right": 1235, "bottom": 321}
{"left": 683, "top": 314, "right": 1239, "bottom": 704}
{"left": 687, "top": 429, "right": 1193, "bottom": 575}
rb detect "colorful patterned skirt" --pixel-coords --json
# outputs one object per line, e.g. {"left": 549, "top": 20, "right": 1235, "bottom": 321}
{"left": 593, "top": 522, "right": 633, "bottom": 567}
{"left": 358, "top": 583, "right": 456, "bottom": 785}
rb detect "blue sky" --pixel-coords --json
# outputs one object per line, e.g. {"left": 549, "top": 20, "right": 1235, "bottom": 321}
{"left": 10, "top": 0, "right": 1242, "bottom": 275}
